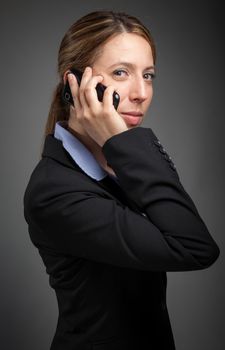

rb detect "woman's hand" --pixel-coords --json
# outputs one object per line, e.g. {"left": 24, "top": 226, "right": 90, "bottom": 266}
{"left": 67, "top": 66, "right": 128, "bottom": 147}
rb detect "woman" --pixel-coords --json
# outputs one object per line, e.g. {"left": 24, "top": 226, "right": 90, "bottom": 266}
{"left": 24, "top": 10, "right": 220, "bottom": 350}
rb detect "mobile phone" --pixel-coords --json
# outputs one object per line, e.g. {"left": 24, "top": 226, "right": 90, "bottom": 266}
{"left": 61, "top": 68, "right": 120, "bottom": 110}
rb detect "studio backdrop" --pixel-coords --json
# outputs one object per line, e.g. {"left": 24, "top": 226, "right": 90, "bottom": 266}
{"left": 1, "top": 1, "right": 224, "bottom": 349}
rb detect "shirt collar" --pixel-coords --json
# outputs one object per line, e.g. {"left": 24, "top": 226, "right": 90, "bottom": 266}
{"left": 54, "top": 121, "right": 108, "bottom": 181}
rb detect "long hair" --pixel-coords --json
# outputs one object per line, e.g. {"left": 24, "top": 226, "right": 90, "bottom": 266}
{"left": 44, "top": 11, "right": 156, "bottom": 136}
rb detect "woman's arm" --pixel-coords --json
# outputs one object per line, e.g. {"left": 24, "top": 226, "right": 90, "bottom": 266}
{"left": 102, "top": 126, "right": 220, "bottom": 270}
{"left": 24, "top": 127, "right": 219, "bottom": 271}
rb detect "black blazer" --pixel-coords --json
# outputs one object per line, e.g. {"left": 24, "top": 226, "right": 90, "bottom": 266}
{"left": 24, "top": 126, "right": 219, "bottom": 350}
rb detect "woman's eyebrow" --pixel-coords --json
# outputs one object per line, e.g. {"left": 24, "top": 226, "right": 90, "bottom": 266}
{"left": 108, "top": 61, "right": 155, "bottom": 70}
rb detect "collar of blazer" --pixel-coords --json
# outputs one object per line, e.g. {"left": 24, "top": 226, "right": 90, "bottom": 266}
{"left": 41, "top": 135, "right": 141, "bottom": 214}
{"left": 42, "top": 134, "right": 81, "bottom": 171}
{"left": 54, "top": 121, "right": 109, "bottom": 181}
{"left": 41, "top": 134, "right": 119, "bottom": 190}
{"left": 42, "top": 134, "right": 114, "bottom": 184}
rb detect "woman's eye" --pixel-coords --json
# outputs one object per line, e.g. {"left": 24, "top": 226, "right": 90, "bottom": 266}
{"left": 113, "top": 69, "right": 128, "bottom": 77}
{"left": 144, "top": 72, "right": 156, "bottom": 81}
{"left": 112, "top": 69, "right": 156, "bottom": 80}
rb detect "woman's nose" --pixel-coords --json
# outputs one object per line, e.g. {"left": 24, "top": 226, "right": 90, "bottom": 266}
{"left": 129, "top": 77, "right": 149, "bottom": 102}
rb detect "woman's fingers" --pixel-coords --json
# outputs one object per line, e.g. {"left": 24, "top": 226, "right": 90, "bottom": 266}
{"left": 68, "top": 66, "right": 118, "bottom": 127}
{"left": 67, "top": 73, "right": 81, "bottom": 110}
{"left": 67, "top": 66, "right": 128, "bottom": 146}
{"left": 84, "top": 77, "right": 105, "bottom": 110}
{"left": 79, "top": 67, "right": 103, "bottom": 111}
{"left": 102, "top": 85, "right": 117, "bottom": 113}
{"left": 79, "top": 67, "right": 94, "bottom": 109}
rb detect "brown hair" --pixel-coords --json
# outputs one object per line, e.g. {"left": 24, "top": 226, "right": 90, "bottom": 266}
{"left": 44, "top": 10, "right": 156, "bottom": 136}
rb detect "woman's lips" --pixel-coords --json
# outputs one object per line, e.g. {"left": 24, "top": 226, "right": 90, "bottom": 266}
{"left": 121, "top": 112, "right": 143, "bottom": 126}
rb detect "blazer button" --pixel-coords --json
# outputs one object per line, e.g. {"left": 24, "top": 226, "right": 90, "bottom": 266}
{"left": 159, "top": 146, "right": 167, "bottom": 154}
{"left": 166, "top": 155, "right": 173, "bottom": 163}
{"left": 164, "top": 153, "right": 170, "bottom": 161}
{"left": 153, "top": 139, "right": 161, "bottom": 147}
{"left": 170, "top": 162, "right": 176, "bottom": 170}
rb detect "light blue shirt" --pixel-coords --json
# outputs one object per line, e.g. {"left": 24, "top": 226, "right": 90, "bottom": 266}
{"left": 54, "top": 121, "right": 117, "bottom": 181}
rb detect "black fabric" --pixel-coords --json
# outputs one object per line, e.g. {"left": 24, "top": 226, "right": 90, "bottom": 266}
{"left": 24, "top": 126, "right": 219, "bottom": 349}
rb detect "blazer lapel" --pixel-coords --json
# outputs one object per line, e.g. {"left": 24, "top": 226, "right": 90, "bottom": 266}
{"left": 42, "top": 135, "right": 142, "bottom": 214}
{"left": 42, "top": 134, "right": 83, "bottom": 171}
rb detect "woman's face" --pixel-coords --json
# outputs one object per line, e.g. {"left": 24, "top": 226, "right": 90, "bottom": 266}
{"left": 92, "top": 32, "right": 155, "bottom": 128}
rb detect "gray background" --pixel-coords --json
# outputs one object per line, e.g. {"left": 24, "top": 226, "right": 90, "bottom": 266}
{"left": 1, "top": 1, "right": 224, "bottom": 349}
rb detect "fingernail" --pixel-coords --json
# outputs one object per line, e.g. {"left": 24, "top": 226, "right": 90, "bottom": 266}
{"left": 67, "top": 73, "right": 74, "bottom": 80}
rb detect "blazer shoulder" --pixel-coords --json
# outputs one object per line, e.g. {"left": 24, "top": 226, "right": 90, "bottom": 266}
{"left": 23, "top": 155, "right": 110, "bottom": 218}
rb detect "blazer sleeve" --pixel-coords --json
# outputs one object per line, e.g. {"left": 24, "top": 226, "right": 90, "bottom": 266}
{"left": 24, "top": 127, "right": 220, "bottom": 271}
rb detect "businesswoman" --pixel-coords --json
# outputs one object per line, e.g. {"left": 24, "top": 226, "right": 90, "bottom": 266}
{"left": 24, "top": 10, "right": 220, "bottom": 350}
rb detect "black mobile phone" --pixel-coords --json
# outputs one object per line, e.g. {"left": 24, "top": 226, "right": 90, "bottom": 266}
{"left": 61, "top": 68, "right": 120, "bottom": 110}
